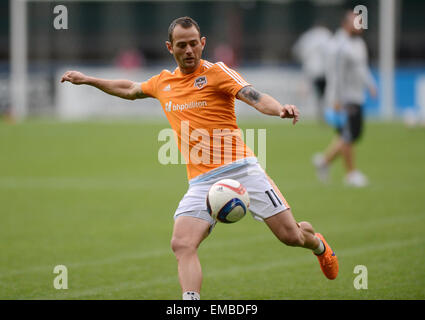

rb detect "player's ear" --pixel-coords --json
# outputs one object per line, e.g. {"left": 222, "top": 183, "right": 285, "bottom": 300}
{"left": 200, "top": 37, "right": 206, "bottom": 49}
{"left": 165, "top": 41, "right": 173, "bottom": 54}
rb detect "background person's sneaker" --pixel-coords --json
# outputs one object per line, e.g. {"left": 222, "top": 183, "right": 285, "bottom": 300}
{"left": 312, "top": 153, "right": 329, "bottom": 183}
{"left": 345, "top": 170, "right": 369, "bottom": 187}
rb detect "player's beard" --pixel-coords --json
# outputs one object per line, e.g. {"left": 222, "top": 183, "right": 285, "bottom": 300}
{"left": 181, "top": 56, "right": 198, "bottom": 73}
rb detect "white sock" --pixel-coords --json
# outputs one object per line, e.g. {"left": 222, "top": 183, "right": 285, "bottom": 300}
{"left": 313, "top": 237, "right": 325, "bottom": 255}
{"left": 182, "top": 291, "right": 200, "bottom": 300}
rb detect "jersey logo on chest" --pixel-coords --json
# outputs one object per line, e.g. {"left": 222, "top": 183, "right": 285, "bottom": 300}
{"left": 194, "top": 76, "right": 207, "bottom": 89}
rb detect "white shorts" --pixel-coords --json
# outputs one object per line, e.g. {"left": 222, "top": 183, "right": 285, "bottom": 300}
{"left": 174, "top": 159, "right": 290, "bottom": 230}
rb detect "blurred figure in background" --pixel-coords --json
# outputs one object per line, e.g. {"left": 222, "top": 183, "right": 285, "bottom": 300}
{"left": 313, "top": 11, "right": 377, "bottom": 187}
{"left": 115, "top": 48, "right": 145, "bottom": 70}
{"left": 213, "top": 43, "right": 237, "bottom": 68}
{"left": 292, "top": 23, "right": 332, "bottom": 122}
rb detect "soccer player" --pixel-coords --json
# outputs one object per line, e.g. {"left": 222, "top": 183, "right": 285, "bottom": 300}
{"left": 61, "top": 16, "right": 338, "bottom": 300}
{"left": 313, "top": 11, "right": 377, "bottom": 187}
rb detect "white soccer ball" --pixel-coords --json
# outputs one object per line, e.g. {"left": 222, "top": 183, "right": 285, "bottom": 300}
{"left": 206, "top": 179, "right": 250, "bottom": 224}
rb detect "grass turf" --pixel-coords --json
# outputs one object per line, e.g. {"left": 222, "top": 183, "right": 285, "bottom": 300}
{"left": 0, "top": 119, "right": 424, "bottom": 299}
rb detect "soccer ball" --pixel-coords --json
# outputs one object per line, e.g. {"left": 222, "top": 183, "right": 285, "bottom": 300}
{"left": 206, "top": 179, "right": 250, "bottom": 223}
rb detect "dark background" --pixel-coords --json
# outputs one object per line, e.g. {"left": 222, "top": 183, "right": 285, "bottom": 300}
{"left": 1, "top": 0, "right": 424, "bottom": 67}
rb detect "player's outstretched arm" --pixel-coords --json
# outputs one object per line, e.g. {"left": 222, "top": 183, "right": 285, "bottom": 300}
{"left": 60, "top": 70, "right": 149, "bottom": 100}
{"left": 236, "top": 86, "right": 299, "bottom": 124}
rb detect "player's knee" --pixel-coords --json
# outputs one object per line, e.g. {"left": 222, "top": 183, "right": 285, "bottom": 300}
{"left": 170, "top": 237, "right": 197, "bottom": 257}
{"left": 298, "top": 221, "right": 314, "bottom": 234}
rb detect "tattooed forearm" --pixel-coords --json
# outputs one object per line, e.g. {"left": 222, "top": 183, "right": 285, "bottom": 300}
{"left": 239, "top": 86, "right": 262, "bottom": 104}
{"left": 135, "top": 89, "right": 149, "bottom": 99}
{"left": 238, "top": 87, "right": 284, "bottom": 117}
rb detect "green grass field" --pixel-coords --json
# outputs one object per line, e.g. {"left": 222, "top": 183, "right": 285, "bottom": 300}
{"left": 0, "top": 119, "right": 424, "bottom": 299}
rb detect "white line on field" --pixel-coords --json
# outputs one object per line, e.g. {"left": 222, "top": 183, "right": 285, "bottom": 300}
{"left": 31, "top": 237, "right": 424, "bottom": 299}
{"left": 1, "top": 176, "right": 423, "bottom": 193}
{"left": 0, "top": 177, "right": 167, "bottom": 191}
{"left": 1, "top": 212, "right": 423, "bottom": 279}
{"left": 0, "top": 233, "right": 271, "bottom": 278}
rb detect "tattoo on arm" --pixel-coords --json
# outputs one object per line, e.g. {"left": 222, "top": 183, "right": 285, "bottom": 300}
{"left": 239, "top": 86, "right": 262, "bottom": 104}
{"left": 135, "top": 90, "right": 148, "bottom": 99}
{"left": 131, "top": 82, "right": 149, "bottom": 99}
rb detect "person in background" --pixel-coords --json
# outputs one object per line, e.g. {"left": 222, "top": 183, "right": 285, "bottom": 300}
{"left": 313, "top": 11, "right": 378, "bottom": 187}
{"left": 292, "top": 23, "right": 332, "bottom": 122}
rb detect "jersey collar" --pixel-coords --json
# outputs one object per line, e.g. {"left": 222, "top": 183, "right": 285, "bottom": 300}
{"left": 175, "top": 59, "right": 205, "bottom": 77}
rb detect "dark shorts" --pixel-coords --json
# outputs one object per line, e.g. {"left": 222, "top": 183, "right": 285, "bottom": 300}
{"left": 337, "top": 104, "right": 363, "bottom": 143}
{"left": 313, "top": 76, "right": 326, "bottom": 99}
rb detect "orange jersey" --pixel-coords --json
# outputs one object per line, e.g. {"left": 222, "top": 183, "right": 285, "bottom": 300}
{"left": 141, "top": 59, "right": 255, "bottom": 181}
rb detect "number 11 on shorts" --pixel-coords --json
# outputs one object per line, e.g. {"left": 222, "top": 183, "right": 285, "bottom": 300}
{"left": 265, "top": 189, "right": 282, "bottom": 208}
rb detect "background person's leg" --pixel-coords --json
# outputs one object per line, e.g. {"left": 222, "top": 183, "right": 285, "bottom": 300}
{"left": 341, "top": 141, "right": 355, "bottom": 173}
{"left": 324, "top": 136, "right": 344, "bottom": 165}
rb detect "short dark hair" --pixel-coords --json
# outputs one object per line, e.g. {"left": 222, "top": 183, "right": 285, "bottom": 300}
{"left": 168, "top": 16, "right": 201, "bottom": 43}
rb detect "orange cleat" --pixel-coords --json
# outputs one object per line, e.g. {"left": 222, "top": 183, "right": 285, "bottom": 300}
{"left": 314, "top": 233, "right": 339, "bottom": 280}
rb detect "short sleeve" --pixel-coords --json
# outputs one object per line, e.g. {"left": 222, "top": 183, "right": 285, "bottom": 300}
{"left": 141, "top": 74, "right": 160, "bottom": 98}
{"left": 214, "top": 62, "right": 250, "bottom": 96}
